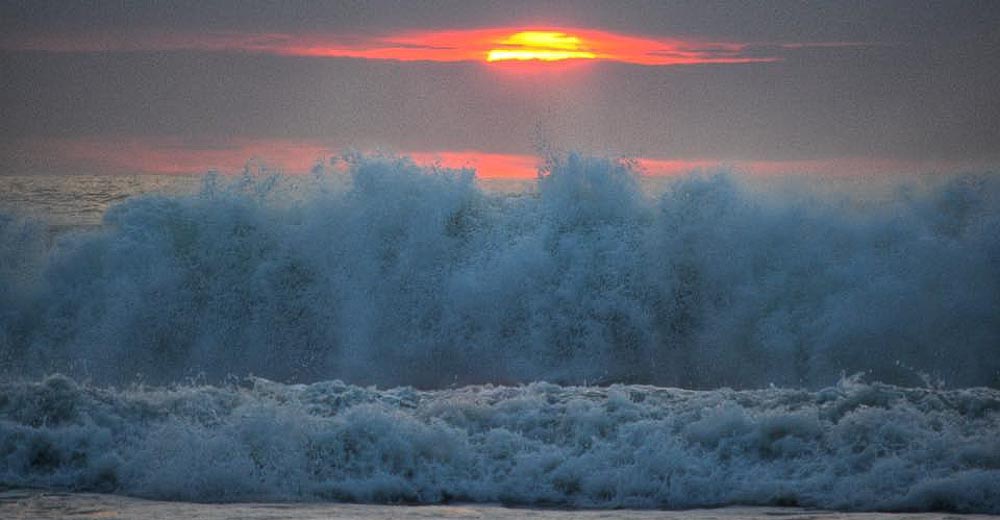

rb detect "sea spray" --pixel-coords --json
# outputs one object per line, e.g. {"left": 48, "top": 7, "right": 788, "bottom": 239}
{"left": 0, "top": 153, "right": 997, "bottom": 389}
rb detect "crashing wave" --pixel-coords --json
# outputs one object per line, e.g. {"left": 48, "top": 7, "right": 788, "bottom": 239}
{"left": 0, "top": 153, "right": 997, "bottom": 389}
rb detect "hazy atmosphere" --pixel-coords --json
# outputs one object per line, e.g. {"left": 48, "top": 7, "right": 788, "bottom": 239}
{"left": 3, "top": 0, "right": 999, "bottom": 176}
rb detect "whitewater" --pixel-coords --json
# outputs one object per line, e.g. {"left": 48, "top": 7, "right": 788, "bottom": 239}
{"left": 2, "top": 374, "right": 998, "bottom": 512}
{"left": 1, "top": 153, "right": 998, "bottom": 514}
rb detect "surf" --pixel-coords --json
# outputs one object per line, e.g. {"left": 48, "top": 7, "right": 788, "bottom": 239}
{"left": 0, "top": 153, "right": 997, "bottom": 390}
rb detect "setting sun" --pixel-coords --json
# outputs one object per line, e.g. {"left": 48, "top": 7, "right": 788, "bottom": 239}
{"left": 486, "top": 31, "right": 597, "bottom": 62}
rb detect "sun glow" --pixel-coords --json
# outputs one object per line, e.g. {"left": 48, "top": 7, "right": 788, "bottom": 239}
{"left": 9, "top": 27, "right": 796, "bottom": 67}
{"left": 486, "top": 31, "right": 597, "bottom": 62}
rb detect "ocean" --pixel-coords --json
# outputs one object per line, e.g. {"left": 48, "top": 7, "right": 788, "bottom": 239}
{"left": 0, "top": 154, "right": 998, "bottom": 516}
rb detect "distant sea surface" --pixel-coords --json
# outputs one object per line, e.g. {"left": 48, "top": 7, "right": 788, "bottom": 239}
{"left": 0, "top": 174, "right": 536, "bottom": 230}
{"left": 0, "top": 174, "right": 203, "bottom": 229}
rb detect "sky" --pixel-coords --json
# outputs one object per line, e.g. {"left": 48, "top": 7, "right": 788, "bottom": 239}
{"left": 1, "top": 0, "right": 999, "bottom": 178}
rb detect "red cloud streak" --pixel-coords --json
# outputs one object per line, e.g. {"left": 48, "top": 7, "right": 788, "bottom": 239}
{"left": 8, "top": 27, "right": 784, "bottom": 66}
{"left": 13, "top": 137, "right": 985, "bottom": 180}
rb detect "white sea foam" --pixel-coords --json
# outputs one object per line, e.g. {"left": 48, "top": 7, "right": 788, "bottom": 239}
{"left": 0, "top": 375, "right": 997, "bottom": 512}
{"left": 1, "top": 153, "right": 996, "bottom": 389}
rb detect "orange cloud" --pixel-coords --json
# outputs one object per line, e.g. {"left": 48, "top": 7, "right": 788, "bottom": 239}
{"left": 23, "top": 137, "right": 537, "bottom": 178}
{"left": 408, "top": 151, "right": 539, "bottom": 178}
{"left": 8, "top": 27, "right": 782, "bottom": 66}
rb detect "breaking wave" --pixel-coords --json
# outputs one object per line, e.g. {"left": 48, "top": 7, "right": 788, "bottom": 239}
{"left": 1, "top": 375, "right": 998, "bottom": 511}
{"left": 0, "top": 153, "right": 998, "bottom": 389}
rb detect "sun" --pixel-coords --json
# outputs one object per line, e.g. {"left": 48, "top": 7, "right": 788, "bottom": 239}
{"left": 486, "top": 31, "right": 597, "bottom": 62}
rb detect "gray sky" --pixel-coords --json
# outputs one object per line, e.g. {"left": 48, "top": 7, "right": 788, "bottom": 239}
{"left": 2, "top": 0, "right": 998, "bottom": 176}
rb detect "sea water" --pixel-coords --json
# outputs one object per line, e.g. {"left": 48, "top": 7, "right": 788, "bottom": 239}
{"left": 0, "top": 154, "right": 998, "bottom": 515}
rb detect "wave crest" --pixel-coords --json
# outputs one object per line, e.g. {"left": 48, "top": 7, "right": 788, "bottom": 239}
{"left": 0, "top": 153, "right": 997, "bottom": 388}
